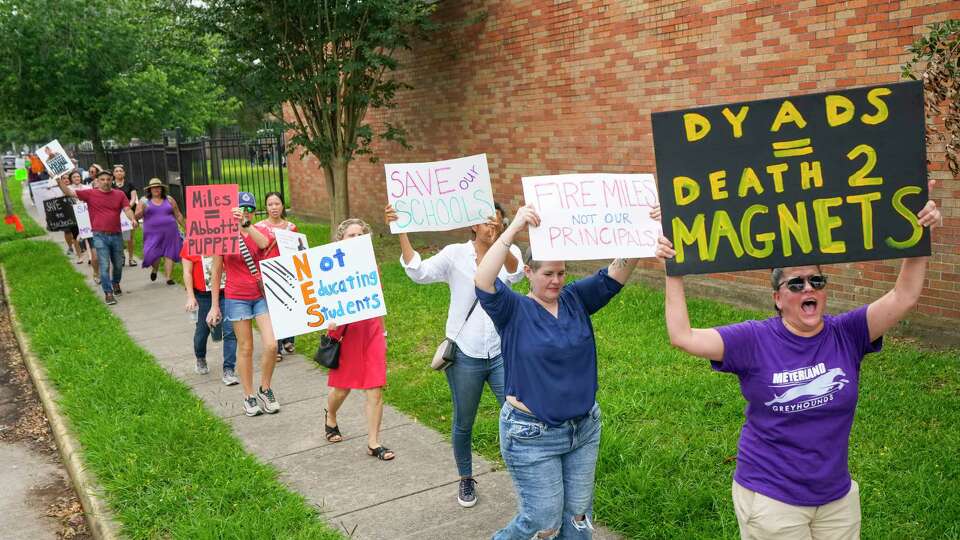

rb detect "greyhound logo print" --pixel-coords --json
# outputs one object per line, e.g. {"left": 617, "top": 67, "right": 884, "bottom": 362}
{"left": 765, "top": 362, "right": 850, "bottom": 413}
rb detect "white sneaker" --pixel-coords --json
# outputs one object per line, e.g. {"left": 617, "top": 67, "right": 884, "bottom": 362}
{"left": 243, "top": 396, "right": 263, "bottom": 417}
{"left": 222, "top": 369, "right": 239, "bottom": 386}
{"left": 194, "top": 358, "right": 209, "bottom": 375}
{"left": 257, "top": 386, "right": 280, "bottom": 414}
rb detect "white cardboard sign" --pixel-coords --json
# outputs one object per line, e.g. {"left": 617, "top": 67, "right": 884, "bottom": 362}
{"left": 260, "top": 234, "right": 386, "bottom": 340}
{"left": 274, "top": 228, "right": 310, "bottom": 257}
{"left": 120, "top": 211, "right": 133, "bottom": 232}
{"left": 31, "top": 179, "right": 62, "bottom": 209}
{"left": 37, "top": 139, "right": 73, "bottom": 178}
{"left": 385, "top": 153, "right": 495, "bottom": 233}
{"left": 522, "top": 173, "right": 661, "bottom": 261}
{"left": 73, "top": 203, "right": 93, "bottom": 239}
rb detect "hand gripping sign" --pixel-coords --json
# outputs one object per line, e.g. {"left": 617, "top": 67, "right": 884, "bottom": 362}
{"left": 522, "top": 174, "right": 661, "bottom": 261}
{"left": 260, "top": 234, "right": 387, "bottom": 340}
{"left": 385, "top": 154, "right": 495, "bottom": 233}
{"left": 185, "top": 184, "right": 240, "bottom": 256}
{"left": 651, "top": 81, "right": 929, "bottom": 275}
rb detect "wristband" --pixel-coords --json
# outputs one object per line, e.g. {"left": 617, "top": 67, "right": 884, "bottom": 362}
{"left": 241, "top": 220, "right": 252, "bottom": 228}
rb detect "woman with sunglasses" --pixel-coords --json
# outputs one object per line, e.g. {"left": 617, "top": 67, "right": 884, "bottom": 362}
{"left": 655, "top": 182, "right": 942, "bottom": 539}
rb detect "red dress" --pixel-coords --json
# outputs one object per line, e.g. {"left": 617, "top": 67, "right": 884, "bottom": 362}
{"left": 327, "top": 317, "right": 386, "bottom": 389}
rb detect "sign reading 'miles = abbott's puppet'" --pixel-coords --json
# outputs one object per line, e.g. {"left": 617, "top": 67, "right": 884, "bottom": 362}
{"left": 651, "top": 81, "right": 929, "bottom": 276}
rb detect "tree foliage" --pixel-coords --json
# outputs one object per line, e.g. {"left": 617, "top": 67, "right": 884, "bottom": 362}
{"left": 200, "top": 0, "right": 436, "bottom": 233}
{"left": 0, "top": 0, "right": 235, "bottom": 162}
{"left": 904, "top": 19, "right": 960, "bottom": 178}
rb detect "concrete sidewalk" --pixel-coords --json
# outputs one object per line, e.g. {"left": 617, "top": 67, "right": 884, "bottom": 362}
{"left": 25, "top": 193, "right": 619, "bottom": 539}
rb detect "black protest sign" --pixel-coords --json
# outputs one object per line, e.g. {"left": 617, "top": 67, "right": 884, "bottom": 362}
{"left": 44, "top": 196, "right": 77, "bottom": 232}
{"left": 651, "top": 81, "right": 929, "bottom": 276}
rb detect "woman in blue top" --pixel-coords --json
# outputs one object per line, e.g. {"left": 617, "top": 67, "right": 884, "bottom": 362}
{"left": 475, "top": 205, "right": 639, "bottom": 540}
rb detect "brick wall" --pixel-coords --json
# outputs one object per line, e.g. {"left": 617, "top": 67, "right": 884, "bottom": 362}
{"left": 287, "top": 0, "right": 960, "bottom": 337}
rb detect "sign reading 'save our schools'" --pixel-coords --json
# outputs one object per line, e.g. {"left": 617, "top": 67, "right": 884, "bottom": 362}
{"left": 651, "top": 81, "right": 929, "bottom": 276}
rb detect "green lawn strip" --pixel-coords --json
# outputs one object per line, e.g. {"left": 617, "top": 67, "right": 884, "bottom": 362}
{"left": 0, "top": 239, "right": 340, "bottom": 540}
{"left": 0, "top": 176, "right": 47, "bottom": 242}
{"left": 286, "top": 215, "right": 960, "bottom": 538}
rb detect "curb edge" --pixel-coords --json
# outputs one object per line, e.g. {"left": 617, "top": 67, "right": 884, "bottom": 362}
{"left": 1, "top": 265, "right": 124, "bottom": 540}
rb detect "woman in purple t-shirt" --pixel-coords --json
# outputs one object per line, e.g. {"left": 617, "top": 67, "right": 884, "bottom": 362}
{"left": 655, "top": 182, "right": 942, "bottom": 539}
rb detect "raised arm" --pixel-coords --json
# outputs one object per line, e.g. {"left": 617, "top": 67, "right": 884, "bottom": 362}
{"left": 234, "top": 208, "right": 269, "bottom": 249}
{"left": 476, "top": 205, "right": 539, "bottom": 293}
{"left": 656, "top": 235, "right": 725, "bottom": 361}
{"left": 385, "top": 204, "right": 417, "bottom": 264}
{"left": 866, "top": 181, "right": 941, "bottom": 341}
{"left": 607, "top": 258, "right": 640, "bottom": 285}
{"left": 55, "top": 174, "right": 76, "bottom": 199}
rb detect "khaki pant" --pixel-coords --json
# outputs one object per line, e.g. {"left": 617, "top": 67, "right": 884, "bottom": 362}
{"left": 732, "top": 480, "right": 861, "bottom": 540}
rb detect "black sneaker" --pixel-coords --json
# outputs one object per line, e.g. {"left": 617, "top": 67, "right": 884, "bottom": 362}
{"left": 112, "top": 282, "right": 122, "bottom": 295}
{"left": 104, "top": 292, "right": 117, "bottom": 305}
{"left": 458, "top": 477, "right": 478, "bottom": 508}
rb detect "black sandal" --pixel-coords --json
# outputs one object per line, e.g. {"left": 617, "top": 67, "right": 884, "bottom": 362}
{"left": 367, "top": 446, "right": 395, "bottom": 461}
{"left": 324, "top": 409, "right": 342, "bottom": 442}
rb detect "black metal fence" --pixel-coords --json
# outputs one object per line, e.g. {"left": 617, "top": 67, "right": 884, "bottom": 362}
{"left": 77, "top": 127, "right": 287, "bottom": 216}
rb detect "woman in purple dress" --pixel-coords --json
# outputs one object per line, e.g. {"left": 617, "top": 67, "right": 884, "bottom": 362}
{"left": 135, "top": 178, "right": 185, "bottom": 285}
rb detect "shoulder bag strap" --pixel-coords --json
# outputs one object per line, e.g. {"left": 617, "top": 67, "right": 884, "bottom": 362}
{"left": 451, "top": 298, "right": 480, "bottom": 342}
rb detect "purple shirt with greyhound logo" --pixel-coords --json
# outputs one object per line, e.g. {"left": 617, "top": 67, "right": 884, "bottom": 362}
{"left": 713, "top": 305, "right": 882, "bottom": 506}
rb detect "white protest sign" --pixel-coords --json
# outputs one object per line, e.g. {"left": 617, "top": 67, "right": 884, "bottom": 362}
{"left": 522, "top": 174, "right": 661, "bottom": 261}
{"left": 385, "top": 153, "right": 495, "bottom": 233}
{"left": 201, "top": 256, "right": 226, "bottom": 291}
{"left": 14, "top": 158, "right": 25, "bottom": 169}
{"left": 31, "top": 179, "right": 62, "bottom": 209}
{"left": 37, "top": 139, "right": 73, "bottom": 178}
{"left": 274, "top": 228, "right": 309, "bottom": 257}
{"left": 73, "top": 203, "right": 93, "bottom": 239}
{"left": 120, "top": 211, "right": 133, "bottom": 232}
{"left": 260, "top": 234, "right": 386, "bottom": 340}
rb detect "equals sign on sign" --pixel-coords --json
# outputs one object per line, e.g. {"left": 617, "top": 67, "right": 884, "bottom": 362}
{"left": 203, "top": 209, "right": 221, "bottom": 220}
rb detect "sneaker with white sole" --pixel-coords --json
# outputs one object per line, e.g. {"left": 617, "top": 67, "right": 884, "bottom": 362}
{"left": 194, "top": 358, "right": 209, "bottom": 375}
{"left": 242, "top": 396, "right": 263, "bottom": 417}
{"left": 222, "top": 369, "right": 239, "bottom": 386}
{"left": 458, "top": 477, "right": 478, "bottom": 508}
{"left": 257, "top": 386, "right": 280, "bottom": 414}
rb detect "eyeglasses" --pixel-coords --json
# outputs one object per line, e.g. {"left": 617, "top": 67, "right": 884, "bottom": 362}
{"left": 777, "top": 274, "right": 828, "bottom": 293}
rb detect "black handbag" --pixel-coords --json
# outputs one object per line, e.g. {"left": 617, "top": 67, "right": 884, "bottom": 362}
{"left": 314, "top": 326, "right": 347, "bottom": 369}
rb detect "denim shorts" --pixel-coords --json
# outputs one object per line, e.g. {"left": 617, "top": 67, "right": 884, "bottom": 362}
{"left": 223, "top": 297, "right": 268, "bottom": 321}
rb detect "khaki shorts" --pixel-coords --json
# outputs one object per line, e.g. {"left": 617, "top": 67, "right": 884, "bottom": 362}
{"left": 732, "top": 480, "right": 861, "bottom": 540}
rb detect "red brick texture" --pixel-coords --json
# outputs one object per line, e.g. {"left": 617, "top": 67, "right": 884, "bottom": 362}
{"left": 287, "top": 0, "right": 960, "bottom": 332}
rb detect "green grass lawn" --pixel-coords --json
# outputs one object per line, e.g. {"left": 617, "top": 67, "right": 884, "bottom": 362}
{"left": 0, "top": 176, "right": 48, "bottom": 242}
{"left": 287, "top": 214, "right": 960, "bottom": 539}
{"left": 0, "top": 239, "right": 341, "bottom": 540}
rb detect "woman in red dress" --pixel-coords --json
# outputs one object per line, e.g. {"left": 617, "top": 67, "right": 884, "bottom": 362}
{"left": 323, "top": 218, "right": 393, "bottom": 461}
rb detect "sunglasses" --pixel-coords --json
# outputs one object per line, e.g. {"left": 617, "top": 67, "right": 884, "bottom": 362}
{"left": 240, "top": 206, "right": 256, "bottom": 213}
{"left": 777, "top": 274, "right": 828, "bottom": 293}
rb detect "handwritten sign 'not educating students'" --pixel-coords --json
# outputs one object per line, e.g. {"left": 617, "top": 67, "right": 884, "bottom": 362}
{"left": 386, "top": 154, "right": 495, "bottom": 233}
{"left": 260, "top": 234, "right": 386, "bottom": 340}
{"left": 185, "top": 184, "right": 240, "bottom": 256}
{"left": 651, "top": 81, "right": 929, "bottom": 276}
{"left": 522, "top": 174, "right": 661, "bottom": 261}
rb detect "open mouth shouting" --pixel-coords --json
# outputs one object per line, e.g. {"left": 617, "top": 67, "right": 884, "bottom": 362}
{"left": 801, "top": 297, "right": 818, "bottom": 315}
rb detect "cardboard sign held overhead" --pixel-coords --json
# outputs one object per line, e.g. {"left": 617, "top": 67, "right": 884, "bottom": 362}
{"left": 260, "top": 234, "right": 387, "bottom": 340}
{"left": 386, "top": 154, "right": 495, "bottom": 233}
{"left": 37, "top": 140, "right": 73, "bottom": 179}
{"left": 651, "top": 81, "right": 929, "bottom": 276}
{"left": 185, "top": 184, "right": 240, "bottom": 256}
{"left": 522, "top": 174, "right": 661, "bottom": 261}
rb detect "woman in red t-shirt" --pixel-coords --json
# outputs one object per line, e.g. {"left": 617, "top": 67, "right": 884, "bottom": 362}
{"left": 322, "top": 218, "right": 393, "bottom": 461}
{"left": 206, "top": 194, "right": 280, "bottom": 418}
{"left": 256, "top": 191, "right": 299, "bottom": 359}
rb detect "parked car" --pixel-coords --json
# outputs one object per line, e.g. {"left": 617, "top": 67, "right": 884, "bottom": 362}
{"left": 2, "top": 154, "right": 16, "bottom": 172}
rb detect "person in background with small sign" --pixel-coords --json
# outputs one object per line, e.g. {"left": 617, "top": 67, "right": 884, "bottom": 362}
{"left": 321, "top": 218, "right": 394, "bottom": 461}
{"left": 474, "top": 205, "right": 640, "bottom": 539}
{"left": 655, "top": 182, "right": 942, "bottom": 540}
{"left": 181, "top": 243, "right": 238, "bottom": 386}
{"left": 62, "top": 170, "right": 85, "bottom": 264}
{"left": 256, "top": 191, "right": 299, "bottom": 360}
{"left": 56, "top": 169, "right": 138, "bottom": 305}
{"left": 112, "top": 164, "right": 139, "bottom": 267}
{"left": 135, "top": 178, "right": 184, "bottom": 285}
{"left": 386, "top": 202, "right": 523, "bottom": 508}
{"left": 206, "top": 192, "right": 281, "bottom": 417}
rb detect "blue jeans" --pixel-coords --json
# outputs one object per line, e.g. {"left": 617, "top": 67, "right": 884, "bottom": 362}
{"left": 91, "top": 232, "right": 124, "bottom": 294}
{"left": 445, "top": 349, "right": 505, "bottom": 478}
{"left": 194, "top": 291, "right": 236, "bottom": 371}
{"left": 494, "top": 402, "right": 601, "bottom": 540}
